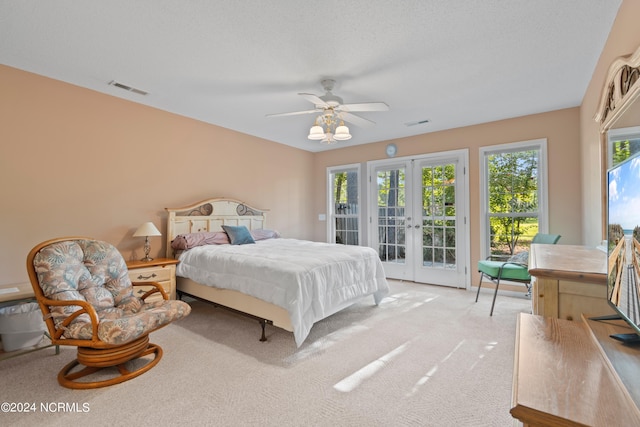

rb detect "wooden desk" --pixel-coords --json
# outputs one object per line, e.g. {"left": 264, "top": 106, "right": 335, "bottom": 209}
{"left": 511, "top": 313, "right": 640, "bottom": 426}
{"left": 529, "top": 244, "right": 614, "bottom": 320}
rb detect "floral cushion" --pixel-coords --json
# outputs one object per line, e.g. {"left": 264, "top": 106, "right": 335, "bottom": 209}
{"left": 32, "top": 239, "right": 190, "bottom": 345}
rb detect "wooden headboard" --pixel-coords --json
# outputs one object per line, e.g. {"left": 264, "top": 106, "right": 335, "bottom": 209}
{"left": 165, "top": 198, "right": 268, "bottom": 258}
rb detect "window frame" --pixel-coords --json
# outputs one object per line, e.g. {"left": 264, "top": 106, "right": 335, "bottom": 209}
{"left": 479, "top": 138, "right": 549, "bottom": 260}
{"left": 327, "top": 164, "right": 362, "bottom": 245}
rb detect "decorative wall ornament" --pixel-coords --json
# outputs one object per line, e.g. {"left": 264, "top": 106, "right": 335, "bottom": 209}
{"left": 621, "top": 65, "right": 640, "bottom": 98}
{"left": 595, "top": 45, "right": 640, "bottom": 129}
{"left": 594, "top": 43, "right": 640, "bottom": 241}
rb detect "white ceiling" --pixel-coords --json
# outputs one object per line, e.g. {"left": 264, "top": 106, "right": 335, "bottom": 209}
{"left": 0, "top": 1, "right": 622, "bottom": 152}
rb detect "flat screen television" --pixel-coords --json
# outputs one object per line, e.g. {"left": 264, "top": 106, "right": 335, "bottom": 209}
{"left": 605, "top": 153, "right": 640, "bottom": 343}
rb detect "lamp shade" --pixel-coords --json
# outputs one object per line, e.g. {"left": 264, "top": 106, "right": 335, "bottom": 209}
{"left": 133, "top": 222, "right": 161, "bottom": 237}
{"left": 308, "top": 125, "right": 325, "bottom": 140}
{"left": 333, "top": 122, "right": 352, "bottom": 140}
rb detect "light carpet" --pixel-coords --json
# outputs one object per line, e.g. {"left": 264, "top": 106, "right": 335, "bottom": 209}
{"left": 0, "top": 280, "right": 530, "bottom": 426}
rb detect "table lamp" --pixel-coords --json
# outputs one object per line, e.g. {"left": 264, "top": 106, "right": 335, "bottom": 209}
{"left": 133, "top": 222, "right": 161, "bottom": 261}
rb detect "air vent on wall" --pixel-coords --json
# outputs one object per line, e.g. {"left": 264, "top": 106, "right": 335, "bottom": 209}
{"left": 404, "top": 119, "right": 430, "bottom": 127}
{"left": 108, "top": 80, "right": 148, "bottom": 96}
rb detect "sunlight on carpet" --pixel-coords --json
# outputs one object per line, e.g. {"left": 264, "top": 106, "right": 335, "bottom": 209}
{"left": 333, "top": 341, "right": 410, "bottom": 393}
{"left": 1, "top": 280, "right": 532, "bottom": 427}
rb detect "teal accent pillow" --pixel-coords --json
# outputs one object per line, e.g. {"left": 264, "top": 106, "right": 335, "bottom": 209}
{"left": 221, "top": 225, "right": 255, "bottom": 245}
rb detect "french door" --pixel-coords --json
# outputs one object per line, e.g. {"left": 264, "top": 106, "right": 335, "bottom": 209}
{"left": 369, "top": 150, "right": 469, "bottom": 287}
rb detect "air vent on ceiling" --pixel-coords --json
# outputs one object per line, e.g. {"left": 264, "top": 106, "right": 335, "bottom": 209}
{"left": 404, "top": 119, "right": 430, "bottom": 127}
{"left": 108, "top": 80, "right": 148, "bottom": 96}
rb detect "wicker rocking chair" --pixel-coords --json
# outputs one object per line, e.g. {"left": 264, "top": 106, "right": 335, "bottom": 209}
{"left": 26, "top": 237, "right": 191, "bottom": 389}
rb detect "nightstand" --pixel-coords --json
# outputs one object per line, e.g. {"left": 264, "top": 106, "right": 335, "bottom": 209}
{"left": 126, "top": 258, "right": 179, "bottom": 302}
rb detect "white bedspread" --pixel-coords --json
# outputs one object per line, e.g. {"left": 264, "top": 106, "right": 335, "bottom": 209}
{"left": 176, "top": 238, "right": 389, "bottom": 346}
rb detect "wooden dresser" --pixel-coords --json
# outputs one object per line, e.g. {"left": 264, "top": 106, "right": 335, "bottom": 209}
{"left": 528, "top": 244, "right": 614, "bottom": 320}
{"left": 511, "top": 313, "right": 640, "bottom": 426}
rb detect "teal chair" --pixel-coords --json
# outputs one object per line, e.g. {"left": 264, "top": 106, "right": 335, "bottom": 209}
{"left": 475, "top": 233, "right": 561, "bottom": 315}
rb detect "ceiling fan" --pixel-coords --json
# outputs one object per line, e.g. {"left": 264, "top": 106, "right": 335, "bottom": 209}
{"left": 266, "top": 79, "right": 389, "bottom": 132}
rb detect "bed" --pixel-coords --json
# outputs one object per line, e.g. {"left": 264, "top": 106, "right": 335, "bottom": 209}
{"left": 165, "top": 198, "right": 389, "bottom": 346}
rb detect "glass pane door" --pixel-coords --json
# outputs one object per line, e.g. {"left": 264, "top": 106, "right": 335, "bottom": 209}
{"left": 421, "top": 163, "right": 457, "bottom": 269}
{"left": 374, "top": 164, "right": 413, "bottom": 279}
{"left": 369, "top": 151, "right": 468, "bottom": 287}
{"left": 413, "top": 159, "right": 465, "bottom": 286}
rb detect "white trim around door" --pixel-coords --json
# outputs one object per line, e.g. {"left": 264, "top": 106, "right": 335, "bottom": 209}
{"left": 367, "top": 149, "right": 470, "bottom": 288}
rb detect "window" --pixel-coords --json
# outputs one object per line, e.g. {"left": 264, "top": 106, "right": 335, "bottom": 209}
{"left": 479, "top": 139, "right": 548, "bottom": 259}
{"left": 608, "top": 126, "right": 640, "bottom": 168}
{"left": 328, "top": 165, "right": 360, "bottom": 245}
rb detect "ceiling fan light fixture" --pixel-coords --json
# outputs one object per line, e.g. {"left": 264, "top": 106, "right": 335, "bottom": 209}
{"left": 333, "top": 122, "right": 352, "bottom": 140}
{"left": 308, "top": 125, "right": 325, "bottom": 140}
{"left": 268, "top": 79, "right": 387, "bottom": 144}
{"left": 320, "top": 132, "right": 337, "bottom": 145}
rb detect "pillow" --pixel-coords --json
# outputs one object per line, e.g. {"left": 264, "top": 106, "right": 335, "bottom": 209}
{"left": 508, "top": 251, "right": 529, "bottom": 265}
{"left": 222, "top": 225, "right": 255, "bottom": 245}
{"left": 171, "top": 231, "right": 230, "bottom": 250}
{"left": 250, "top": 228, "right": 281, "bottom": 241}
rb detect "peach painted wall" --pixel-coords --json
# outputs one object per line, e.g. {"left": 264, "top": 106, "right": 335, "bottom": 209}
{"left": 312, "top": 108, "right": 582, "bottom": 286}
{"left": 4, "top": 0, "right": 636, "bottom": 288}
{"left": 580, "top": 0, "right": 640, "bottom": 246}
{"left": 0, "top": 65, "right": 314, "bottom": 285}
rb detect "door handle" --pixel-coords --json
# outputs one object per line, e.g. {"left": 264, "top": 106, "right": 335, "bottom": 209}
{"left": 414, "top": 225, "right": 420, "bottom": 229}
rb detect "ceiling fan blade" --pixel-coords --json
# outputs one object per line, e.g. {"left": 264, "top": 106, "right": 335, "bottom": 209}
{"left": 265, "top": 109, "right": 320, "bottom": 118}
{"left": 339, "top": 102, "right": 389, "bottom": 112}
{"left": 340, "top": 112, "right": 376, "bottom": 128}
{"left": 299, "top": 93, "right": 329, "bottom": 108}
